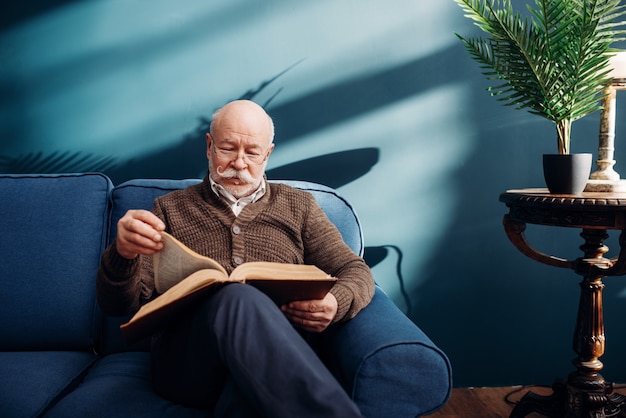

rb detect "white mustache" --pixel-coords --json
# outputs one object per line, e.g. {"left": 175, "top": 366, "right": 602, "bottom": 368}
{"left": 216, "top": 166, "right": 255, "bottom": 184}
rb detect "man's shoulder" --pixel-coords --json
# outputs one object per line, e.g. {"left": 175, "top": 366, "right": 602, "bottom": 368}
{"left": 265, "top": 182, "right": 323, "bottom": 219}
{"left": 268, "top": 181, "right": 316, "bottom": 200}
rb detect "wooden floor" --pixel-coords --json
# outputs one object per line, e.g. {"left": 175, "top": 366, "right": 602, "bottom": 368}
{"left": 424, "top": 385, "right": 626, "bottom": 417}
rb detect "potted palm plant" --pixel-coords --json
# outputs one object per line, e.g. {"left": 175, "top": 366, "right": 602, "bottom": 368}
{"left": 454, "top": 0, "right": 626, "bottom": 193}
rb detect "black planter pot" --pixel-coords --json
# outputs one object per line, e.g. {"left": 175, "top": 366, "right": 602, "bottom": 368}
{"left": 543, "top": 153, "right": 592, "bottom": 194}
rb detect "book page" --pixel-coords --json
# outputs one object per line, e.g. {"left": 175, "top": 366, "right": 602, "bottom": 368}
{"left": 230, "top": 261, "right": 330, "bottom": 282}
{"left": 153, "top": 232, "right": 227, "bottom": 293}
{"left": 231, "top": 262, "right": 336, "bottom": 305}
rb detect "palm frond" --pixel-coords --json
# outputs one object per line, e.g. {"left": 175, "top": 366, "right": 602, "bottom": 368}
{"left": 454, "top": 0, "right": 626, "bottom": 154}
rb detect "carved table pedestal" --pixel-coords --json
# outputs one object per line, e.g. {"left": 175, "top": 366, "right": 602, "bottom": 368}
{"left": 500, "top": 189, "right": 626, "bottom": 418}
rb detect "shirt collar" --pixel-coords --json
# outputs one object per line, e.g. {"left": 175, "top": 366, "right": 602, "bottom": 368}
{"left": 209, "top": 175, "right": 267, "bottom": 215}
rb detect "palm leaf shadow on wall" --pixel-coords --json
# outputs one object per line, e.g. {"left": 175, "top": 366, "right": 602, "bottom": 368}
{"left": 364, "top": 245, "right": 411, "bottom": 316}
{"left": 0, "top": 151, "right": 117, "bottom": 174}
{"left": 266, "top": 148, "right": 378, "bottom": 188}
{"left": 0, "top": 62, "right": 303, "bottom": 180}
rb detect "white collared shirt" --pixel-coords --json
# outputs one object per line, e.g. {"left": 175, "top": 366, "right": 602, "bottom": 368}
{"left": 209, "top": 176, "right": 267, "bottom": 216}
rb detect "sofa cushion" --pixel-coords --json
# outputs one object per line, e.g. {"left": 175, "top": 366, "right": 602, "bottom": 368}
{"left": 0, "top": 351, "right": 97, "bottom": 418}
{"left": 0, "top": 173, "right": 112, "bottom": 350}
{"left": 44, "top": 352, "right": 209, "bottom": 418}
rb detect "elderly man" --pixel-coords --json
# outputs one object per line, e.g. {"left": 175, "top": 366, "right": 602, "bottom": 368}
{"left": 97, "top": 100, "right": 375, "bottom": 418}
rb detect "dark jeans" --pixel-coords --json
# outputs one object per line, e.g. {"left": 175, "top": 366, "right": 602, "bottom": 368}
{"left": 151, "top": 283, "right": 361, "bottom": 418}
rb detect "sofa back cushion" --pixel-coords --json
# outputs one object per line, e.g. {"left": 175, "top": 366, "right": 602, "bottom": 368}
{"left": 0, "top": 173, "right": 112, "bottom": 350}
{"left": 99, "top": 178, "right": 364, "bottom": 353}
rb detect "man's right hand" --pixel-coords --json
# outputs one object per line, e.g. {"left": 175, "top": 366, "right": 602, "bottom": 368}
{"left": 116, "top": 210, "right": 166, "bottom": 259}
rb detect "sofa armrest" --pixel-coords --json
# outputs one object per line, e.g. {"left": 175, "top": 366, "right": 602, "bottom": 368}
{"left": 325, "top": 286, "right": 452, "bottom": 417}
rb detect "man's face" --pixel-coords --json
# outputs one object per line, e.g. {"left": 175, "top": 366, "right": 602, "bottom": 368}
{"left": 207, "top": 132, "right": 273, "bottom": 199}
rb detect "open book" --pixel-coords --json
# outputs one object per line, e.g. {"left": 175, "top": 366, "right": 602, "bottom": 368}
{"left": 120, "top": 232, "right": 336, "bottom": 343}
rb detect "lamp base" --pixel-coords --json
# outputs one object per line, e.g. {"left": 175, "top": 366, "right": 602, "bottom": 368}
{"left": 584, "top": 179, "right": 626, "bottom": 192}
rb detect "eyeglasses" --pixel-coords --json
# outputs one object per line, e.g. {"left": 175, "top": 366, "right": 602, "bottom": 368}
{"left": 212, "top": 143, "right": 270, "bottom": 165}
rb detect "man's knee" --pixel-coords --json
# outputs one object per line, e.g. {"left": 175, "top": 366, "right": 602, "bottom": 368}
{"left": 205, "top": 283, "right": 282, "bottom": 327}
{"left": 216, "top": 282, "right": 271, "bottom": 306}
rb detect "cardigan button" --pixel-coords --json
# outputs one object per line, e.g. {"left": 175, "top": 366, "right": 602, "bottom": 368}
{"left": 233, "top": 256, "right": 244, "bottom": 265}
{"left": 232, "top": 225, "right": 241, "bottom": 235}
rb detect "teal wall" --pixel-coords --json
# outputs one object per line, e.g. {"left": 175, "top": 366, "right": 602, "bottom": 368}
{"left": 2, "top": 0, "right": 626, "bottom": 388}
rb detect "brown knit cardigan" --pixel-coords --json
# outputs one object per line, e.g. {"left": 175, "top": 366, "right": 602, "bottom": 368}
{"left": 97, "top": 177, "right": 374, "bottom": 324}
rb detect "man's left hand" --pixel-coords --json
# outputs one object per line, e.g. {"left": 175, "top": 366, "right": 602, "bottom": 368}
{"left": 281, "top": 292, "right": 337, "bottom": 333}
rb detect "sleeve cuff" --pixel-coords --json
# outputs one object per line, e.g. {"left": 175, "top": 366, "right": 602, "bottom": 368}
{"left": 101, "top": 241, "right": 140, "bottom": 282}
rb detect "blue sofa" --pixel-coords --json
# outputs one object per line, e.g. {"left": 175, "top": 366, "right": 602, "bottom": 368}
{"left": 0, "top": 173, "right": 452, "bottom": 418}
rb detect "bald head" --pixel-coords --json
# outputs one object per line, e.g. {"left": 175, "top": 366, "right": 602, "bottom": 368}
{"left": 210, "top": 100, "right": 274, "bottom": 146}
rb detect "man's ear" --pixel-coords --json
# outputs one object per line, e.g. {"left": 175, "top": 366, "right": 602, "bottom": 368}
{"left": 206, "top": 133, "right": 213, "bottom": 159}
{"left": 267, "top": 143, "right": 275, "bottom": 158}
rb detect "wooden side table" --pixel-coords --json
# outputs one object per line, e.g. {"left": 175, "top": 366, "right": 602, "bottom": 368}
{"left": 500, "top": 189, "right": 626, "bottom": 417}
